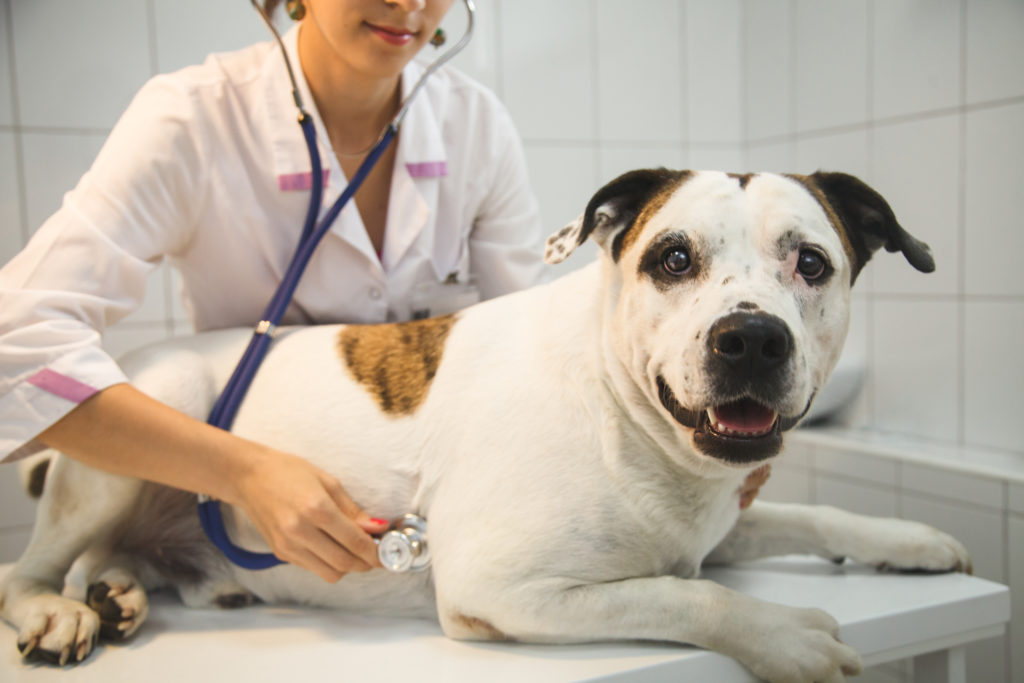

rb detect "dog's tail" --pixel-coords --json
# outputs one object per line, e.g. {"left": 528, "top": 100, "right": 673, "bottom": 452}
{"left": 17, "top": 451, "right": 53, "bottom": 499}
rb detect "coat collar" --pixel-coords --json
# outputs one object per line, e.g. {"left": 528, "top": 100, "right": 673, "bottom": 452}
{"left": 264, "top": 26, "right": 449, "bottom": 273}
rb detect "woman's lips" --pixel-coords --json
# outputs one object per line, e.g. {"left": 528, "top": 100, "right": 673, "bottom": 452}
{"left": 365, "top": 23, "right": 416, "bottom": 46}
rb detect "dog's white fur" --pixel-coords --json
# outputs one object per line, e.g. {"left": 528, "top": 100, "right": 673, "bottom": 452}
{"left": 1, "top": 171, "right": 970, "bottom": 682}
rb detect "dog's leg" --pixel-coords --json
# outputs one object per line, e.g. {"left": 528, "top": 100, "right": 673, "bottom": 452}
{"left": 0, "top": 455, "right": 146, "bottom": 664}
{"left": 439, "top": 576, "right": 862, "bottom": 683}
{"left": 705, "top": 501, "right": 972, "bottom": 573}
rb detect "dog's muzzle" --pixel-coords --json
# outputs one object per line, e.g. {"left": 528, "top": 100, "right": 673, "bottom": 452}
{"left": 656, "top": 312, "right": 809, "bottom": 464}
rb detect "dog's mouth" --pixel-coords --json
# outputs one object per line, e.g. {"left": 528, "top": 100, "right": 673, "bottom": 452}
{"left": 657, "top": 376, "right": 802, "bottom": 464}
{"left": 706, "top": 400, "right": 778, "bottom": 438}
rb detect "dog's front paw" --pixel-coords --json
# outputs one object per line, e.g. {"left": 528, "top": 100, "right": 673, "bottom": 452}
{"left": 14, "top": 595, "right": 100, "bottom": 666}
{"left": 833, "top": 514, "right": 973, "bottom": 575}
{"left": 736, "top": 604, "right": 862, "bottom": 683}
{"left": 86, "top": 569, "right": 149, "bottom": 642}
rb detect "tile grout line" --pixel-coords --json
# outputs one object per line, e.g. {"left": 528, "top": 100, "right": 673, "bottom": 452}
{"left": 3, "top": 0, "right": 28, "bottom": 249}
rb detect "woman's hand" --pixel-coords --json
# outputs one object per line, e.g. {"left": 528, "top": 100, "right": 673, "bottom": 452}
{"left": 39, "top": 383, "right": 389, "bottom": 583}
{"left": 230, "top": 449, "right": 389, "bottom": 582}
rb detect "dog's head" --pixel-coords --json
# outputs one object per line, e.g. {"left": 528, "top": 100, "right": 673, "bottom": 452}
{"left": 546, "top": 170, "right": 933, "bottom": 467}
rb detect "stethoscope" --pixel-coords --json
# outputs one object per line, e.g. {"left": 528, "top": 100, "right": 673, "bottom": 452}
{"left": 197, "top": 0, "right": 476, "bottom": 573}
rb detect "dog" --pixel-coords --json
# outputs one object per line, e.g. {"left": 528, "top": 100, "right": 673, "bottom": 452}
{"left": 0, "top": 170, "right": 971, "bottom": 682}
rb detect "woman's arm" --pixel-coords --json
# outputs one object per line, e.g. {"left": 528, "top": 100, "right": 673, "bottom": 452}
{"left": 38, "top": 383, "right": 386, "bottom": 581}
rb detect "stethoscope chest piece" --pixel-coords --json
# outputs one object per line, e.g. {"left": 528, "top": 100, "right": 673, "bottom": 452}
{"left": 377, "top": 514, "right": 430, "bottom": 573}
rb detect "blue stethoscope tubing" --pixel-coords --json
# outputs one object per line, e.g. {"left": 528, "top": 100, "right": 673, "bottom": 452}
{"left": 197, "top": 0, "right": 476, "bottom": 571}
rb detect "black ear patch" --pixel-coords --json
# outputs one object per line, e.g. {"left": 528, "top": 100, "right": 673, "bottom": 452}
{"left": 802, "top": 171, "right": 935, "bottom": 283}
{"left": 545, "top": 168, "right": 689, "bottom": 264}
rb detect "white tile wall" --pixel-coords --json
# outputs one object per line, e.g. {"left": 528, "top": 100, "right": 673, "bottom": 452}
{"left": 11, "top": 0, "right": 151, "bottom": 130}
{"left": 815, "top": 474, "right": 898, "bottom": 518}
{"left": 523, "top": 144, "right": 600, "bottom": 271}
{"left": 443, "top": 0, "right": 499, "bottom": 92}
{"left": 742, "top": 0, "right": 792, "bottom": 142}
{"left": 598, "top": 143, "right": 685, "bottom": 186}
{"left": 0, "top": 130, "right": 21, "bottom": 264}
{"left": 965, "top": 0, "right": 1024, "bottom": 104}
{"left": 871, "top": 300, "right": 959, "bottom": 442}
{"left": 686, "top": 145, "right": 744, "bottom": 173}
{"left": 901, "top": 462, "right": 1004, "bottom": 510}
{"left": 794, "top": 129, "right": 869, "bottom": 178}
{"left": 686, "top": 0, "right": 743, "bottom": 144}
{"left": 1011, "top": 483, "right": 1024, "bottom": 515}
{"left": 151, "top": 0, "right": 272, "bottom": 75}
{"left": 744, "top": 141, "right": 792, "bottom": 175}
{"left": 814, "top": 448, "right": 896, "bottom": 488}
{"left": 498, "top": 0, "right": 596, "bottom": 142}
{"left": 1010, "top": 515, "right": 1024, "bottom": 682}
{"left": 872, "top": 0, "right": 961, "bottom": 121}
{"left": 760, "top": 461, "right": 812, "bottom": 504}
{"left": 0, "top": 0, "right": 12, "bottom": 127}
{"left": 870, "top": 115, "right": 960, "bottom": 296}
{"left": 964, "top": 302, "right": 1024, "bottom": 454}
{"left": 793, "top": 0, "right": 868, "bottom": 132}
{"left": 595, "top": 0, "right": 685, "bottom": 144}
{"left": 964, "top": 102, "right": 1024, "bottom": 297}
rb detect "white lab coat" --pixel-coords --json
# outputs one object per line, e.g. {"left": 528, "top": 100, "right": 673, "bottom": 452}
{"left": 0, "top": 27, "right": 548, "bottom": 463}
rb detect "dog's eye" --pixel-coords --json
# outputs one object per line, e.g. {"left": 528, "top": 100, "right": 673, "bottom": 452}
{"left": 796, "top": 249, "right": 827, "bottom": 280}
{"left": 662, "top": 247, "right": 691, "bottom": 275}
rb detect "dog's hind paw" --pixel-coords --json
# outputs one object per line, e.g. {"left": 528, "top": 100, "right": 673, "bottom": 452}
{"left": 15, "top": 595, "right": 100, "bottom": 666}
{"left": 86, "top": 571, "right": 149, "bottom": 642}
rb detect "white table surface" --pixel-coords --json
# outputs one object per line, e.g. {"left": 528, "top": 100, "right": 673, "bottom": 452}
{"left": 0, "top": 557, "right": 1009, "bottom": 682}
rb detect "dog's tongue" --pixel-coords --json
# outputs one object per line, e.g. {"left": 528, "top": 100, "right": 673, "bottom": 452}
{"left": 708, "top": 399, "right": 777, "bottom": 437}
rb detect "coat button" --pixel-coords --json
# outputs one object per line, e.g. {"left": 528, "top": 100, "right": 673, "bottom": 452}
{"left": 368, "top": 287, "right": 382, "bottom": 300}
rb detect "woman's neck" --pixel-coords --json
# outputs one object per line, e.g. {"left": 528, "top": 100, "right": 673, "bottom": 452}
{"left": 297, "top": 22, "right": 402, "bottom": 157}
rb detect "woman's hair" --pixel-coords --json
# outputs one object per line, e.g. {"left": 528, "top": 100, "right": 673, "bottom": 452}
{"left": 263, "top": 0, "right": 283, "bottom": 15}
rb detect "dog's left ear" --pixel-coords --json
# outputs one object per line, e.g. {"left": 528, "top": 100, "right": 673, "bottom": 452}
{"left": 807, "top": 171, "right": 935, "bottom": 283}
{"left": 545, "top": 168, "right": 687, "bottom": 264}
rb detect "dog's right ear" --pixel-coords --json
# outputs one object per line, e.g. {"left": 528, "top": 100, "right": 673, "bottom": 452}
{"left": 544, "top": 168, "right": 688, "bottom": 264}
{"left": 804, "top": 171, "right": 935, "bottom": 283}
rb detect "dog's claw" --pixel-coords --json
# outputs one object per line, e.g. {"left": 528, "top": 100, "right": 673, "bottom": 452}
{"left": 17, "top": 636, "right": 38, "bottom": 656}
{"left": 86, "top": 575, "right": 149, "bottom": 642}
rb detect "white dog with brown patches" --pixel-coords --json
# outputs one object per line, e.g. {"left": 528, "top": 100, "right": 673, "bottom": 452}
{"left": 1, "top": 170, "right": 971, "bottom": 683}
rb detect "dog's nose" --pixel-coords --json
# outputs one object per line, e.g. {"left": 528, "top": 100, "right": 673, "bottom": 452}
{"left": 708, "top": 312, "right": 793, "bottom": 378}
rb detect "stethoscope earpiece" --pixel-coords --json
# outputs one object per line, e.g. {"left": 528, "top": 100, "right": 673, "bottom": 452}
{"left": 376, "top": 514, "right": 430, "bottom": 573}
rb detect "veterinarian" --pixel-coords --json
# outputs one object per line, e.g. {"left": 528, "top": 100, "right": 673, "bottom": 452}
{"left": 0, "top": 0, "right": 550, "bottom": 583}
{"left": 0, "top": 0, "right": 769, "bottom": 583}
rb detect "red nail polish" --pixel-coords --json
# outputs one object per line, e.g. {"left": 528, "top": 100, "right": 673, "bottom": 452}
{"left": 370, "top": 517, "right": 389, "bottom": 526}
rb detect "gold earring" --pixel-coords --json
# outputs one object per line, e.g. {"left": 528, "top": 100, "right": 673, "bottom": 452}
{"left": 429, "top": 28, "right": 446, "bottom": 48}
{"left": 286, "top": 0, "right": 306, "bottom": 21}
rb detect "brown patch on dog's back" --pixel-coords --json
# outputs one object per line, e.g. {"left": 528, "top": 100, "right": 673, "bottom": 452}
{"left": 450, "top": 612, "right": 513, "bottom": 641}
{"left": 338, "top": 315, "right": 456, "bottom": 415}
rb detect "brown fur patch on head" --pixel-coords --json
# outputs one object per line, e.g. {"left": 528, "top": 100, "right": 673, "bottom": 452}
{"left": 337, "top": 315, "right": 456, "bottom": 415}
{"left": 727, "top": 172, "right": 756, "bottom": 188}
{"left": 614, "top": 172, "right": 691, "bottom": 260}
{"left": 449, "top": 612, "right": 513, "bottom": 641}
{"left": 785, "top": 173, "right": 859, "bottom": 280}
